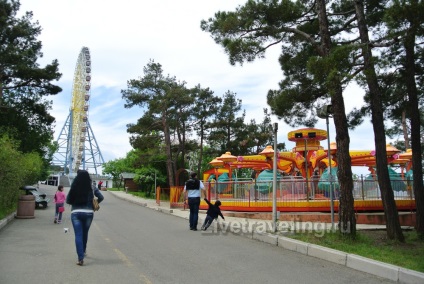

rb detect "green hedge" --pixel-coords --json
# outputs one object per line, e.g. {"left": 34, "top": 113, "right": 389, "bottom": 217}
{"left": 0, "top": 134, "right": 43, "bottom": 219}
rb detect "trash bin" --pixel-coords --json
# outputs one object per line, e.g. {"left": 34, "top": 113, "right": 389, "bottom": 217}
{"left": 15, "top": 195, "right": 35, "bottom": 219}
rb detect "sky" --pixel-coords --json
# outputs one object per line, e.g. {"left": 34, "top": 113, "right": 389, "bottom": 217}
{"left": 18, "top": 0, "right": 391, "bottom": 175}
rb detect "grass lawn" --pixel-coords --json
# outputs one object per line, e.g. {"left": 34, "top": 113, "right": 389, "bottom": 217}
{"left": 289, "top": 230, "right": 424, "bottom": 273}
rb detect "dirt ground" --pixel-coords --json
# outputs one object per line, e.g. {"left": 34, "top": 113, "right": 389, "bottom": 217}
{"left": 360, "top": 229, "right": 423, "bottom": 249}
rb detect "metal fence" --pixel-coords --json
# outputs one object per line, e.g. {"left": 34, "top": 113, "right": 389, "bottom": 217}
{"left": 203, "top": 175, "right": 415, "bottom": 212}
{"left": 208, "top": 176, "right": 413, "bottom": 198}
{"left": 161, "top": 175, "right": 416, "bottom": 212}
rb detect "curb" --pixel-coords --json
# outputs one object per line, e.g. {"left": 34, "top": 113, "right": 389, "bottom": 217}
{"left": 256, "top": 232, "right": 424, "bottom": 284}
{"left": 110, "top": 192, "right": 173, "bottom": 215}
{"left": 0, "top": 212, "right": 16, "bottom": 231}
{"left": 280, "top": 234, "right": 424, "bottom": 283}
{"left": 110, "top": 192, "right": 424, "bottom": 283}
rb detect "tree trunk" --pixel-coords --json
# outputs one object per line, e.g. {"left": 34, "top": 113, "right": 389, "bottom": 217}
{"left": 162, "top": 114, "right": 175, "bottom": 186}
{"left": 403, "top": 16, "right": 424, "bottom": 239}
{"left": 354, "top": 0, "right": 404, "bottom": 241}
{"left": 316, "top": 0, "right": 356, "bottom": 237}
{"left": 333, "top": 84, "right": 357, "bottom": 236}
{"left": 198, "top": 125, "right": 205, "bottom": 177}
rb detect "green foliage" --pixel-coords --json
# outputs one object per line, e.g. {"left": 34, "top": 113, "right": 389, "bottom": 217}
{"left": 102, "top": 157, "right": 132, "bottom": 184}
{"left": 0, "top": 133, "right": 44, "bottom": 216}
{"left": 103, "top": 149, "right": 169, "bottom": 190}
{"left": 122, "top": 59, "right": 192, "bottom": 186}
{"left": 0, "top": 0, "right": 62, "bottom": 97}
{"left": 0, "top": 2, "right": 60, "bottom": 218}
{"left": 375, "top": 0, "right": 424, "bottom": 154}
{"left": 201, "top": 0, "right": 306, "bottom": 65}
{"left": 122, "top": 60, "right": 277, "bottom": 186}
{"left": 208, "top": 90, "right": 246, "bottom": 155}
{"left": 245, "top": 108, "right": 276, "bottom": 154}
{"left": 186, "top": 146, "right": 217, "bottom": 176}
{"left": 0, "top": 0, "right": 62, "bottom": 182}
{"left": 190, "top": 84, "right": 222, "bottom": 173}
{"left": 133, "top": 167, "right": 164, "bottom": 197}
{"left": 202, "top": 0, "right": 367, "bottom": 239}
{"left": 20, "top": 152, "right": 43, "bottom": 185}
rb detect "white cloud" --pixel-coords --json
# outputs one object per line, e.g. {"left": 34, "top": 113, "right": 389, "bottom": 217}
{"left": 19, "top": 0, "right": 388, "bottom": 176}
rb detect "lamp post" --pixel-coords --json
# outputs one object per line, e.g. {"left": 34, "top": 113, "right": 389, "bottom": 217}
{"left": 317, "top": 104, "right": 335, "bottom": 232}
{"left": 259, "top": 122, "right": 278, "bottom": 233}
{"left": 304, "top": 138, "right": 308, "bottom": 199}
{"left": 272, "top": 123, "right": 278, "bottom": 232}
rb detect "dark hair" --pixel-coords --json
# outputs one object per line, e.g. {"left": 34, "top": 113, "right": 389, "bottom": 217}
{"left": 58, "top": 185, "right": 64, "bottom": 191}
{"left": 190, "top": 172, "right": 197, "bottom": 179}
{"left": 215, "top": 200, "right": 221, "bottom": 207}
{"left": 67, "top": 170, "right": 93, "bottom": 205}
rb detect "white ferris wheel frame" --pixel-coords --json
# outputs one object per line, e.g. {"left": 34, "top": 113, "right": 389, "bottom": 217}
{"left": 70, "top": 47, "right": 91, "bottom": 172}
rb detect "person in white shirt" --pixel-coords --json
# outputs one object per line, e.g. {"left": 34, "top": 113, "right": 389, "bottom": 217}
{"left": 184, "top": 172, "right": 204, "bottom": 231}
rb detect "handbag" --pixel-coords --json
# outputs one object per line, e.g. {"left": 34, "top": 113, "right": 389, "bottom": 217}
{"left": 92, "top": 187, "right": 100, "bottom": 211}
{"left": 58, "top": 206, "right": 65, "bottom": 213}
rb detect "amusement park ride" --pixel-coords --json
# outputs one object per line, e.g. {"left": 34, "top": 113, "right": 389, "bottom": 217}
{"left": 51, "top": 47, "right": 105, "bottom": 176}
{"left": 206, "top": 127, "right": 413, "bottom": 180}
{"left": 187, "top": 127, "right": 416, "bottom": 216}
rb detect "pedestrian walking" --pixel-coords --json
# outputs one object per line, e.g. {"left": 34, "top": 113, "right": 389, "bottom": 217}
{"left": 201, "top": 198, "right": 225, "bottom": 231}
{"left": 184, "top": 172, "right": 204, "bottom": 231}
{"left": 66, "top": 170, "right": 104, "bottom": 266}
{"left": 54, "top": 185, "right": 66, "bottom": 224}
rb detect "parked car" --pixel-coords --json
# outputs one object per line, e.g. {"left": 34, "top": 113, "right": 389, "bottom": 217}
{"left": 21, "top": 185, "right": 51, "bottom": 209}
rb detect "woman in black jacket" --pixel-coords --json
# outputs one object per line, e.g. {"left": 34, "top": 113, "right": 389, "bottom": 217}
{"left": 66, "top": 170, "right": 104, "bottom": 266}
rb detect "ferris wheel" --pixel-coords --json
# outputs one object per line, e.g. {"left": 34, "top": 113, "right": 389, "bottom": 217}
{"left": 52, "top": 47, "right": 104, "bottom": 176}
{"left": 70, "top": 47, "right": 91, "bottom": 171}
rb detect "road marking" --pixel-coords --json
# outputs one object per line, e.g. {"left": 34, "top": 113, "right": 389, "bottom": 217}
{"left": 93, "top": 222, "right": 153, "bottom": 283}
{"left": 139, "top": 274, "right": 153, "bottom": 284}
{"left": 114, "top": 248, "right": 133, "bottom": 267}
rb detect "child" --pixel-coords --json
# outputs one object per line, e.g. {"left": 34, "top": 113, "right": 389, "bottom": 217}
{"left": 54, "top": 185, "right": 66, "bottom": 224}
{"left": 201, "top": 198, "right": 225, "bottom": 231}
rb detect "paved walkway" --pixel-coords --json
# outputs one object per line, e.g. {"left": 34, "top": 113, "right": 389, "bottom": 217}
{"left": 1, "top": 188, "right": 423, "bottom": 283}
{"left": 109, "top": 190, "right": 424, "bottom": 284}
{"left": 110, "top": 190, "right": 391, "bottom": 231}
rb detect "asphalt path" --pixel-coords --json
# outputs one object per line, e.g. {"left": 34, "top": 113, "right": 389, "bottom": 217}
{"left": 0, "top": 186, "right": 393, "bottom": 284}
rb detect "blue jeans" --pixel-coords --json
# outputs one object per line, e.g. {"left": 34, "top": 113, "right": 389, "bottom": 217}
{"left": 188, "top": 197, "right": 200, "bottom": 229}
{"left": 71, "top": 212, "right": 94, "bottom": 261}
{"left": 202, "top": 215, "right": 214, "bottom": 230}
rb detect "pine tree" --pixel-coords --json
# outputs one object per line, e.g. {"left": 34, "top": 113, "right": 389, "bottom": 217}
{"left": 0, "top": 0, "right": 61, "bottom": 178}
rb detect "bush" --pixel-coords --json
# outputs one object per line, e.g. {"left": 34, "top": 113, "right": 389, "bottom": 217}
{"left": 0, "top": 134, "right": 43, "bottom": 219}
